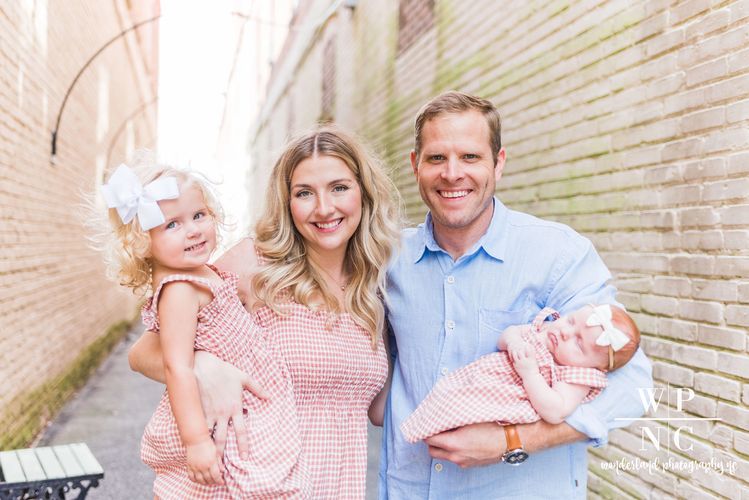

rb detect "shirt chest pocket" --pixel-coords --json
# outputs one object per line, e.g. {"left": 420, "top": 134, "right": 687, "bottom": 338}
{"left": 478, "top": 308, "right": 530, "bottom": 356}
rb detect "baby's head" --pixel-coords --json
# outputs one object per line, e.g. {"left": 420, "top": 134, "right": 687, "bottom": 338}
{"left": 91, "top": 156, "right": 224, "bottom": 294}
{"left": 542, "top": 304, "right": 640, "bottom": 372}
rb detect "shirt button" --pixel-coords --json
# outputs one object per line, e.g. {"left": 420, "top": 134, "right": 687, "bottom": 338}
{"left": 446, "top": 275, "right": 455, "bottom": 284}
{"left": 446, "top": 320, "right": 455, "bottom": 330}
{"left": 441, "top": 367, "right": 448, "bottom": 375}
{"left": 435, "top": 463, "right": 443, "bottom": 472}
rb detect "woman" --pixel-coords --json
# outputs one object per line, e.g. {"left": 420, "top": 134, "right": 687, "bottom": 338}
{"left": 129, "top": 126, "right": 400, "bottom": 498}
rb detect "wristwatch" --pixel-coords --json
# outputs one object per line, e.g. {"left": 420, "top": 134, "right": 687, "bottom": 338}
{"left": 500, "top": 424, "right": 528, "bottom": 465}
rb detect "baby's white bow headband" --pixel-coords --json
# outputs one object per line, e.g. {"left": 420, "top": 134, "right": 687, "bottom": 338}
{"left": 101, "top": 164, "right": 179, "bottom": 231}
{"left": 586, "top": 304, "right": 630, "bottom": 370}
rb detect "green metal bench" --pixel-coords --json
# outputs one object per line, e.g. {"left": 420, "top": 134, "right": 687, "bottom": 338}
{"left": 0, "top": 443, "right": 103, "bottom": 499}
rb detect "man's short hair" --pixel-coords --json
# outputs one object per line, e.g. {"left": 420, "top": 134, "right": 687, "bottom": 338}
{"left": 413, "top": 91, "right": 502, "bottom": 163}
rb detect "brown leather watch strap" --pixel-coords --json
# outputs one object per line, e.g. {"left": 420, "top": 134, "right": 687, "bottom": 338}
{"left": 503, "top": 424, "right": 522, "bottom": 451}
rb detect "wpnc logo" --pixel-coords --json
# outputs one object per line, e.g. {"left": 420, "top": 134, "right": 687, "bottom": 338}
{"left": 632, "top": 384, "right": 718, "bottom": 452}
{"left": 600, "top": 383, "right": 738, "bottom": 478}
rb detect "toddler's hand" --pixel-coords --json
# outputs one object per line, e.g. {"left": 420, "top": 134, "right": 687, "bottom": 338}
{"left": 509, "top": 341, "right": 538, "bottom": 377}
{"left": 186, "top": 438, "right": 224, "bottom": 485}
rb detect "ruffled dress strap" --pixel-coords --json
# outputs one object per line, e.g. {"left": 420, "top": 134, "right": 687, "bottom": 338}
{"left": 555, "top": 365, "right": 608, "bottom": 402}
{"left": 141, "top": 270, "right": 221, "bottom": 333}
{"left": 531, "top": 307, "right": 560, "bottom": 332}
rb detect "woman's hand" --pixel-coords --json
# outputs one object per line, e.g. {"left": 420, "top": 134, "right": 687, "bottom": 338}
{"left": 193, "top": 351, "right": 268, "bottom": 460}
{"left": 185, "top": 437, "right": 224, "bottom": 485}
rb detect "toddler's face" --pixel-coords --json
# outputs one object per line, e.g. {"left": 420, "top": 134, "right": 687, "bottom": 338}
{"left": 148, "top": 183, "right": 217, "bottom": 273}
{"left": 542, "top": 305, "right": 609, "bottom": 369}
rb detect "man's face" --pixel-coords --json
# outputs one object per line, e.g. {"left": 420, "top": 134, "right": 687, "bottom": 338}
{"left": 411, "top": 111, "right": 505, "bottom": 236}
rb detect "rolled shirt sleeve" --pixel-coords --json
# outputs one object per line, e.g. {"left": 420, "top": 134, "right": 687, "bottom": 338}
{"left": 566, "top": 348, "right": 653, "bottom": 446}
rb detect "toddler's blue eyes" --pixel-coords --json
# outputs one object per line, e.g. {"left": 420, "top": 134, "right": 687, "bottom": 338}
{"left": 166, "top": 221, "right": 176, "bottom": 229}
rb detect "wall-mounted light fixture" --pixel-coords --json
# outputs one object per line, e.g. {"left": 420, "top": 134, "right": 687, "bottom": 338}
{"left": 51, "top": 15, "right": 160, "bottom": 160}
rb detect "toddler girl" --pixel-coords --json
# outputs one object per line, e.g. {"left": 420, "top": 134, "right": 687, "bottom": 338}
{"left": 97, "top": 161, "right": 308, "bottom": 499}
{"left": 401, "top": 304, "right": 640, "bottom": 443}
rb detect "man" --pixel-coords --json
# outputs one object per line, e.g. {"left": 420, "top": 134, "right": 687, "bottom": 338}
{"left": 379, "top": 91, "right": 652, "bottom": 498}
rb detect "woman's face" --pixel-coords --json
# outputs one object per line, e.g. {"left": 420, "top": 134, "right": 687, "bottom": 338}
{"left": 289, "top": 154, "right": 363, "bottom": 259}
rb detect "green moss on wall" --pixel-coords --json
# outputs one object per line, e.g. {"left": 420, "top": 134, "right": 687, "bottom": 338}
{"left": 0, "top": 320, "right": 132, "bottom": 449}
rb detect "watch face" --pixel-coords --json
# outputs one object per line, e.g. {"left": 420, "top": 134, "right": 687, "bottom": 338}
{"left": 504, "top": 449, "right": 529, "bottom": 465}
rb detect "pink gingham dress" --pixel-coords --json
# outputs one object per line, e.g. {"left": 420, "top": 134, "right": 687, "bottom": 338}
{"left": 253, "top": 293, "right": 388, "bottom": 499}
{"left": 140, "top": 266, "right": 309, "bottom": 499}
{"left": 400, "top": 313, "right": 607, "bottom": 443}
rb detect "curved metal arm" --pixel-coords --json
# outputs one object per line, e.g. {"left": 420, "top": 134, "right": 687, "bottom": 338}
{"left": 51, "top": 15, "right": 160, "bottom": 157}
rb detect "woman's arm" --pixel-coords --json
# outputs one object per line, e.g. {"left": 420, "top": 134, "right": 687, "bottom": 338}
{"left": 214, "top": 237, "right": 258, "bottom": 308}
{"left": 158, "top": 282, "right": 223, "bottom": 485}
{"left": 128, "top": 330, "right": 166, "bottom": 382}
{"left": 511, "top": 342, "right": 589, "bottom": 424}
{"left": 368, "top": 328, "right": 393, "bottom": 426}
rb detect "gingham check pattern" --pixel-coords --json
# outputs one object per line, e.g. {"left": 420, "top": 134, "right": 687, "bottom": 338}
{"left": 253, "top": 299, "right": 388, "bottom": 499}
{"left": 141, "top": 267, "right": 309, "bottom": 499}
{"left": 401, "top": 323, "right": 607, "bottom": 443}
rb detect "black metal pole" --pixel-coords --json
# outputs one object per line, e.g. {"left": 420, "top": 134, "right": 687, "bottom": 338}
{"left": 51, "top": 15, "right": 160, "bottom": 158}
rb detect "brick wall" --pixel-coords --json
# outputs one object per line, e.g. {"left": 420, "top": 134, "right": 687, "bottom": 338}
{"left": 249, "top": 1, "right": 749, "bottom": 497}
{"left": 0, "top": 0, "right": 159, "bottom": 447}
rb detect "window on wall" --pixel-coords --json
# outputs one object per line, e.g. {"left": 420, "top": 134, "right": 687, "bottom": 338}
{"left": 398, "top": 0, "right": 435, "bottom": 54}
{"left": 321, "top": 36, "right": 336, "bottom": 123}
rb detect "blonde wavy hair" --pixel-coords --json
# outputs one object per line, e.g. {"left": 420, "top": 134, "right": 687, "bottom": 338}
{"left": 252, "top": 127, "right": 401, "bottom": 347}
{"left": 88, "top": 152, "right": 224, "bottom": 295}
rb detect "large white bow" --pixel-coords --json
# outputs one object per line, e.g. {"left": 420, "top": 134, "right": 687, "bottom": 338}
{"left": 586, "top": 304, "right": 630, "bottom": 352}
{"left": 101, "top": 164, "right": 179, "bottom": 231}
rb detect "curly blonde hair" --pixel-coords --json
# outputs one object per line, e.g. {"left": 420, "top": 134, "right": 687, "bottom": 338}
{"left": 252, "top": 127, "right": 402, "bottom": 347}
{"left": 88, "top": 153, "right": 224, "bottom": 295}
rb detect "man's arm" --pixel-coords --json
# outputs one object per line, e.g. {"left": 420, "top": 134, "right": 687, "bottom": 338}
{"left": 425, "top": 420, "right": 586, "bottom": 468}
{"left": 545, "top": 236, "right": 653, "bottom": 447}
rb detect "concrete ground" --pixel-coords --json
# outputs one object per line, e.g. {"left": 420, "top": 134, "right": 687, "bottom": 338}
{"left": 38, "top": 324, "right": 382, "bottom": 499}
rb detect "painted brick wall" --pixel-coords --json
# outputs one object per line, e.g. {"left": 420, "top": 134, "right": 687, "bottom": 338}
{"left": 249, "top": 0, "right": 749, "bottom": 497}
{"left": 0, "top": 0, "right": 159, "bottom": 446}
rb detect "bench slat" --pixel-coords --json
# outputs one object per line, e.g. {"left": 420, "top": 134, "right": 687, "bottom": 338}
{"left": 70, "top": 443, "right": 103, "bottom": 475}
{"left": 16, "top": 449, "right": 46, "bottom": 481}
{"left": 0, "top": 451, "right": 26, "bottom": 483}
{"left": 52, "top": 445, "right": 85, "bottom": 477}
{"left": 34, "top": 447, "right": 66, "bottom": 480}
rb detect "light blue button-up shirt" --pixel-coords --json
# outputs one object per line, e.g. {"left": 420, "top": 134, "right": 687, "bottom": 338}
{"left": 380, "top": 198, "right": 652, "bottom": 499}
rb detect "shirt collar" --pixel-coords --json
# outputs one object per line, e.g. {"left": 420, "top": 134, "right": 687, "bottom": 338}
{"left": 412, "top": 197, "right": 509, "bottom": 263}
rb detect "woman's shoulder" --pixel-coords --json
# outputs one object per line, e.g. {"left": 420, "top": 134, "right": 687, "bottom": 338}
{"left": 214, "top": 237, "right": 262, "bottom": 304}
{"left": 215, "top": 237, "right": 259, "bottom": 272}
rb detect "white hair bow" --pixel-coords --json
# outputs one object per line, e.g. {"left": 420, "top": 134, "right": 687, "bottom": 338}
{"left": 586, "top": 304, "right": 629, "bottom": 352}
{"left": 101, "top": 164, "right": 179, "bottom": 230}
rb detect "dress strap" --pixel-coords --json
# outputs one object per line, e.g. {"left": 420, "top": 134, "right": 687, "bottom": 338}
{"left": 151, "top": 271, "right": 217, "bottom": 309}
{"left": 531, "top": 307, "right": 560, "bottom": 332}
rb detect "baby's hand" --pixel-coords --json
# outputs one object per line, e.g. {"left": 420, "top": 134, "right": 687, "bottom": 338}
{"left": 509, "top": 341, "right": 538, "bottom": 378}
{"left": 186, "top": 438, "right": 224, "bottom": 485}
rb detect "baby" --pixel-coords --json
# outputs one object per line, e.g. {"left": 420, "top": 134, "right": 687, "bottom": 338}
{"left": 401, "top": 304, "right": 640, "bottom": 443}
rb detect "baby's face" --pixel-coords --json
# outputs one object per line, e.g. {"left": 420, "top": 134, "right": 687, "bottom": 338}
{"left": 542, "top": 305, "right": 608, "bottom": 369}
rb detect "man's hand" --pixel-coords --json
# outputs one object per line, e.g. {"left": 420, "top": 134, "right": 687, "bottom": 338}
{"left": 424, "top": 422, "right": 505, "bottom": 468}
{"left": 193, "top": 351, "right": 268, "bottom": 460}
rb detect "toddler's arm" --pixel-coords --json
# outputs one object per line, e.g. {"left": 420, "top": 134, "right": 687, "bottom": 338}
{"left": 511, "top": 342, "right": 590, "bottom": 424}
{"left": 158, "top": 282, "right": 223, "bottom": 485}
